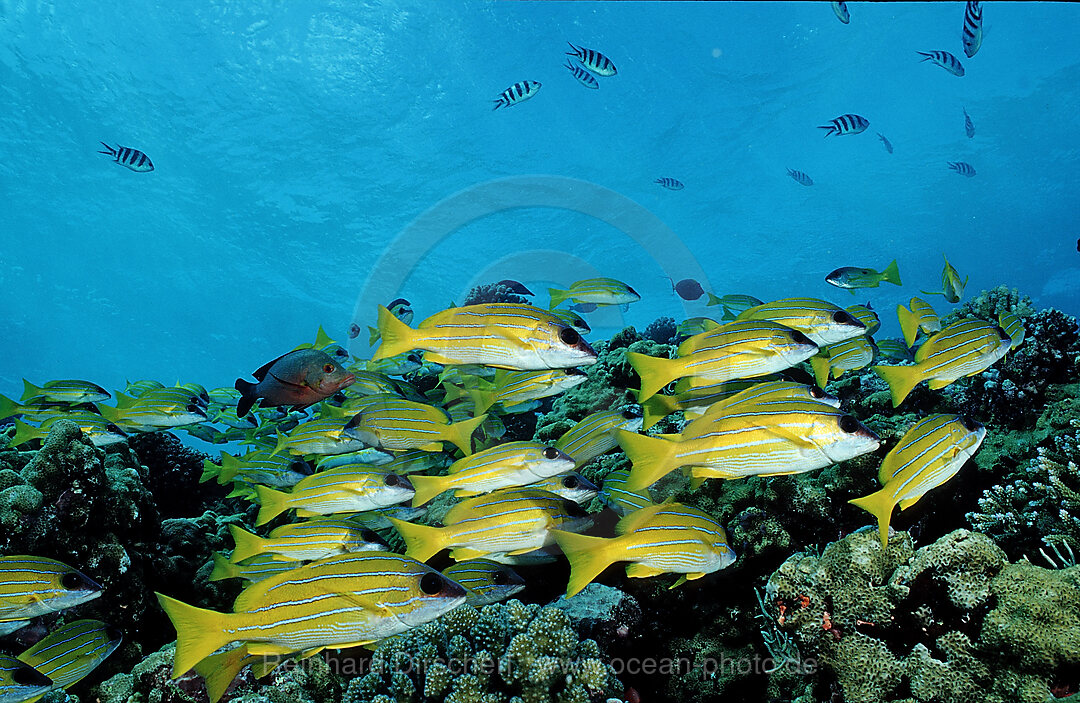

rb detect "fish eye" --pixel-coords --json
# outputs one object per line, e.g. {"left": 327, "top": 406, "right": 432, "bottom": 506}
{"left": 384, "top": 473, "right": 400, "bottom": 486}
{"left": 323, "top": 364, "right": 335, "bottom": 373}
{"left": 622, "top": 407, "right": 642, "bottom": 419}
{"left": 790, "top": 331, "right": 814, "bottom": 346}
{"left": 996, "top": 326, "right": 1012, "bottom": 342}
{"left": 11, "top": 664, "right": 50, "bottom": 687}
{"left": 558, "top": 327, "right": 580, "bottom": 346}
{"left": 187, "top": 404, "right": 201, "bottom": 413}
{"left": 360, "top": 529, "right": 381, "bottom": 543}
{"left": 407, "top": 354, "right": 421, "bottom": 363}
{"left": 838, "top": 415, "right": 860, "bottom": 433}
{"left": 332, "top": 392, "right": 346, "bottom": 402}
{"left": 628, "top": 286, "right": 639, "bottom": 296}
{"left": 61, "top": 572, "right": 85, "bottom": 590}
{"left": 562, "top": 475, "right": 579, "bottom": 488}
{"left": 809, "top": 386, "right": 826, "bottom": 399}
{"left": 563, "top": 499, "right": 586, "bottom": 516}
{"left": 542, "top": 447, "right": 560, "bottom": 460}
{"left": 832, "top": 311, "right": 854, "bottom": 324}
{"left": 959, "top": 415, "right": 983, "bottom": 432}
{"left": 106, "top": 423, "right": 122, "bottom": 432}
{"left": 420, "top": 572, "right": 444, "bottom": 595}
{"left": 492, "top": 570, "right": 509, "bottom": 585}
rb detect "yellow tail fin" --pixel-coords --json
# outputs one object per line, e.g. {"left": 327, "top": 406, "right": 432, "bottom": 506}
{"left": 848, "top": 487, "right": 898, "bottom": 547}
{"left": 547, "top": 287, "right": 571, "bottom": 309}
{"left": 254, "top": 485, "right": 291, "bottom": 526}
{"left": 372, "top": 305, "right": 416, "bottom": 361}
{"left": 551, "top": 529, "right": 618, "bottom": 597}
{"left": 19, "top": 379, "right": 41, "bottom": 402}
{"left": 443, "top": 414, "right": 487, "bottom": 455}
{"left": 626, "top": 352, "right": 682, "bottom": 402}
{"left": 228, "top": 525, "right": 267, "bottom": 563}
{"left": 0, "top": 394, "right": 19, "bottom": 422}
{"left": 871, "top": 364, "right": 924, "bottom": 407}
{"left": 10, "top": 420, "right": 44, "bottom": 447}
{"left": 387, "top": 517, "right": 446, "bottom": 563}
{"left": 208, "top": 552, "right": 238, "bottom": 582}
{"left": 217, "top": 453, "right": 242, "bottom": 484}
{"left": 881, "top": 259, "right": 902, "bottom": 286}
{"left": 155, "top": 593, "right": 232, "bottom": 679}
{"left": 193, "top": 645, "right": 250, "bottom": 703}
{"left": 641, "top": 394, "right": 679, "bottom": 431}
{"left": 408, "top": 474, "right": 450, "bottom": 508}
{"left": 809, "top": 355, "right": 832, "bottom": 389}
{"left": 617, "top": 430, "right": 678, "bottom": 491}
{"left": 96, "top": 404, "right": 123, "bottom": 425}
{"left": 896, "top": 304, "right": 919, "bottom": 348}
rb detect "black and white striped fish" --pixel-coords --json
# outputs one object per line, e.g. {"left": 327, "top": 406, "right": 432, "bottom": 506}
{"left": 963, "top": 108, "right": 975, "bottom": 138}
{"left": 566, "top": 43, "right": 616, "bottom": 77}
{"left": 787, "top": 168, "right": 813, "bottom": 186}
{"left": 98, "top": 143, "right": 154, "bottom": 172}
{"left": 655, "top": 177, "right": 684, "bottom": 191}
{"left": 492, "top": 81, "right": 541, "bottom": 110}
{"left": 818, "top": 113, "right": 869, "bottom": 137}
{"left": 564, "top": 61, "right": 599, "bottom": 89}
{"left": 948, "top": 161, "right": 976, "bottom": 177}
{"left": 832, "top": 1, "right": 850, "bottom": 24}
{"left": 962, "top": 1, "right": 983, "bottom": 58}
{"left": 918, "top": 50, "right": 965, "bottom": 77}
{"left": 877, "top": 132, "right": 894, "bottom": 153}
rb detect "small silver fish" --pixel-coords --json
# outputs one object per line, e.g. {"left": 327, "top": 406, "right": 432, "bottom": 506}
{"left": 493, "top": 81, "right": 541, "bottom": 110}
{"left": 787, "top": 168, "right": 813, "bottom": 186}
{"left": 819, "top": 114, "right": 869, "bottom": 137}
{"left": 918, "top": 50, "right": 965, "bottom": 77}
{"left": 947, "top": 161, "right": 976, "bottom": 177}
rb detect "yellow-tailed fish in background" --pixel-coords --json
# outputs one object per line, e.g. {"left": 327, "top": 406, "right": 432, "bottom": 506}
{"left": 872, "top": 319, "right": 1012, "bottom": 407}
{"left": 809, "top": 337, "right": 877, "bottom": 388}
{"left": 552, "top": 503, "right": 736, "bottom": 597}
{"left": 684, "top": 380, "right": 841, "bottom": 424}
{"left": 554, "top": 407, "right": 643, "bottom": 467}
{"left": 640, "top": 377, "right": 768, "bottom": 430}
{"left": 876, "top": 339, "right": 914, "bottom": 362}
{"left": 96, "top": 395, "right": 207, "bottom": 433}
{"left": 318, "top": 448, "right": 445, "bottom": 474}
{"left": 548, "top": 307, "right": 591, "bottom": 333}
{"left": 850, "top": 414, "right": 985, "bottom": 546}
{"left": 598, "top": 470, "right": 655, "bottom": 516}
{"left": 254, "top": 467, "right": 415, "bottom": 525}
{"left": 921, "top": 255, "right": 969, "bottom": 304}
{"left": 704, "top": 294, "right": 764, "bottom": 321}
{"left": 372, "top": 303, "right": 597, "bottom": 370}
{"left": 825, "top": 260, "right": 901, "bottom": 292}
{"left": 0, "top": 655, "right": 53, "bottom": 703}
{"left": 268, "top": 418, "right": 374, "bottom": 458}
{"left": 234, "top": 348, "right": 355, "bottom": 418}
{"left": 389, "top": 487, "right": 593, "bottom": 563}
{"left": 366, "top": 298, "right": 414, "bottom": 346}
{"left": 157, "top": 552, "right": 467, "bottom": 678}
{"left": 466, "top": 368, "right": 587, "bottom": 415}
{"left": 618, "top": 400, "right": 880, "bottom": 491}
{"left": 340, "top": 394, "right": 486, "bottom": 455}
{"left": 207, "top": 403, "right": 258, "bottom": 430}
{"left": 845, "top": 303, "right": 881, "bottom": 335}
{"left": 897, "top": 297, "right": 942, "bottom": 348}
{"left": 200, "top": 451, "right": 314, "bottom": 488}
{"left": 547, "top": 278, "right": 640, "bottom": 309}
{"left": 361, "top": 353, "right": 423, "bottom": 377}
{"left": 676, "top": 317, "right": 721, "bottom": 337}
{"left": 208, "top": 552, "right": 298, "bottom": 584}
{"left": 193, "top": 645, "right": 268, "bottom": 703}
{"left": 228, "top": 518, "right": 386, "bottom": 563}
{"left": 442, "top": 559, "right": 526, "bottom": 606}
{"left": 532, "top": 472, "right": 599, "bottom": 503}
{"left": 736, "top": 298, "right": 867, "bottom": 346}
{"left": 408, "top": 441, "right": 575, "bottom": 506}
{"left": 17, "top": 619, "right": 122, "bottom": 702}
{"left": 998, "top": 312, "right": 1026, "bottom": 351}
{"left": 8, "top": 415, "right": 127, "bottom": 448}
{"left": 20, "top": 380, "right": 109, "bottom": 404}
{"left": 114, "top": 387, "right": 204, "bottom": 411}
{"left": 0, "top": 557, "right": 102, "bottom": 636}
{"left": 628, "top": 320, "right": 820, "bottom": 402}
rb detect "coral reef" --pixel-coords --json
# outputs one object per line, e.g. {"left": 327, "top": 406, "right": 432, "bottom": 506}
{"left": 642, "top": 317, "right": 677, "bottom": 345}
{"left": 343, "top": 600, "right": 622, "bottom": 703}
{"left": 461, "top": 283, "right": 530, "bottom": 307}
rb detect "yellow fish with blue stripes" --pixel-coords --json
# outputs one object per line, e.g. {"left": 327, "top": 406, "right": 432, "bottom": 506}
{"left": 341, "top": 394, "right": 486, "bottom": 455}
{"left": 552, "top": 503, "right": 736, "bottom": 596}
{"left": 253, "top": 466, "right": 415, "bottom": 525}
{"left": 0, "top": 655, "right": 52, "bottom": 703}
{"left": 897, "top": 297, "right": 942, "bottom": 348}
{"left": 228, "top": 518, "right": 386, "bottom": 563}
{"left": 373, "top": 303, "right": 598, "bottom": 370}
{"left": 8, "top": 415, "right": 127, "bottom": 449}
{"left": 850, "top": 414, "right": 985, "bottom": 546}
{"left": 845, "top": 303, "right": 881, "bottom": 335}
{"left": 554, "top": 407, "right": 644, "bottom": 467}
{"left": 0, "top": 557, "right": 102, "bottom": 637}
{"left": 17, "top": 620, "right": 122, "bottom": 703}
{"left": 547, "top": 278, "right": 640, "bottom": 308}
{"left": 921, "top": 255, "right": 968, "bottom": 304}
{"left": 464, "top": 368, "right": 587, "bottom": 414}
{"left": 532, "top": 472, "right": 599, "bottom": 503}
{"left": 442, "top": 559, "right": 526, "bottom": 606}
{"left": 598, "top": 470, "right": 655, "bottom": 517}
{"left": 809, "top": 337, "right": 876, "bottom": 388}
{"left": 872, "top": 318, "right": 1011, "bottom": 406}
{"left": 998, "top": 312, "right": 1026, "bottom": 351}
{"left": 208, "top": 552, "right": 297, "bottom": 585}
{"left": 19, "top": 379, "right": 109, "bottom": 404}
{"left": 736, "top": 297, "right": 867, "bottom": 346}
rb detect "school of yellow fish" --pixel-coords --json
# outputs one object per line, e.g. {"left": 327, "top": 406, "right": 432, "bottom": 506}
{"left": 0, "top": 257, "right": 1027, "bottom": 701}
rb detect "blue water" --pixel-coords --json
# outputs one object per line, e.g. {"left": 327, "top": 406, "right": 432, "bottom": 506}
{"left": 3, "top": 1, "right": 1078, "bottom": 395}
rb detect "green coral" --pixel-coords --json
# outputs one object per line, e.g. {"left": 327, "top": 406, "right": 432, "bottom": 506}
{"left": 343, "top": 601, "right": 621, "bottom": 703}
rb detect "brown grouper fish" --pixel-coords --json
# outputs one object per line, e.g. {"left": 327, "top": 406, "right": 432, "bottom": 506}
{"left": 234, "top": 349, "right": 355, "bottom": 417}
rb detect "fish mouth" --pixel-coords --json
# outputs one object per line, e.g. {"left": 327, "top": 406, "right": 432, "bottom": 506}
{"left": 338, "top": 373, "right": 356, "bottom": 389}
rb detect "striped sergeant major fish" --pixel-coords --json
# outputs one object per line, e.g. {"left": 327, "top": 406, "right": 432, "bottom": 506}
{"left": 17, "top": 620, "right": 123, "bottom": 702}
{"left": 372, "top": 303, "right": 597, "bottom": 371}
{"left": 655, "top": 177, "right": 684, "bottom": 191}
{"left": 918, "top": 50, "right": 965, "bottom": 77}
{"left": 533, "top": 473, "right": 599, "bottom": 504}
{"left": 252, "top": 466, "right": 415, "bottom": 525}
{"left": 617, "top": 399, "right": 880, "bottom": 490}
{"left": 831, "top": 1, "right": 850, "bottom": 24}
{"left": 492, "top": 81, "right": 541, "bottom": 110}
{"left": 0, "top": 655, "right": 53, "bottom": 703}
{"left": 998, "top": 312, "right": 1026, "bottom": 351}
{"left": 0, "top": 557, "right": 102, "bottom": 636}
{"left": 554, "top": 407, "right": 643, "bottom": 467}
{"left": 442, "top": 559, "right": 525, "bottom": 606}
{"left": 564, "top": 61, "right": 599, "bottom": 89}
{"left": 818, "top": 113, "right": 868, "bottom": 137}
{"left": 787, "top": 168, "right": 813, "bottom": 186}
{"left": 20, "top": 380, "right": 109, "bottom": 405}
{"left": 850, "top": 414, "right": 985, "bottom": 546}
{"left": 157, "top": 552, "right": 468, "bottom": 678}
{"left": 962, "top": 1, "right": 983, "bottom": 58}
{"left": 963, "top": 108, "right": 975, "bottom": 138}
{"left": 228, "top": 518, "right": 387, "bottom": 563}
{"left": 389, "top": 487, "right": 593, "bottom": 563}
{"left": 737, "top": 297, "right": 868, "bottom": 346}
{"left": 598, "top": 470, "right": 655, "bottom": 517}
{"left": 948, "top": 161, "right": 976, "bottom": 177}
{"left": 552, "top": 503, "right": 735, "bottom": 596}
{"left": 627, "top": 319, "right": 820, "bottom": 402}
{"left": 97, "top": 143, "right": 153, "bottom": 172}
{"left": 566, "top": 42, "right": 617, "bottom": 76}
{"left": 897, "top": 296, "right": 942, "bottom": 348}
{"left": 407, "top": 441, "right": 575, "bottom": 507}
{"left": 877, "top": 132, "right": 893, "bottom": 153}
{"left": 872, "top": 318, "right": 1011, "bottom": 407}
